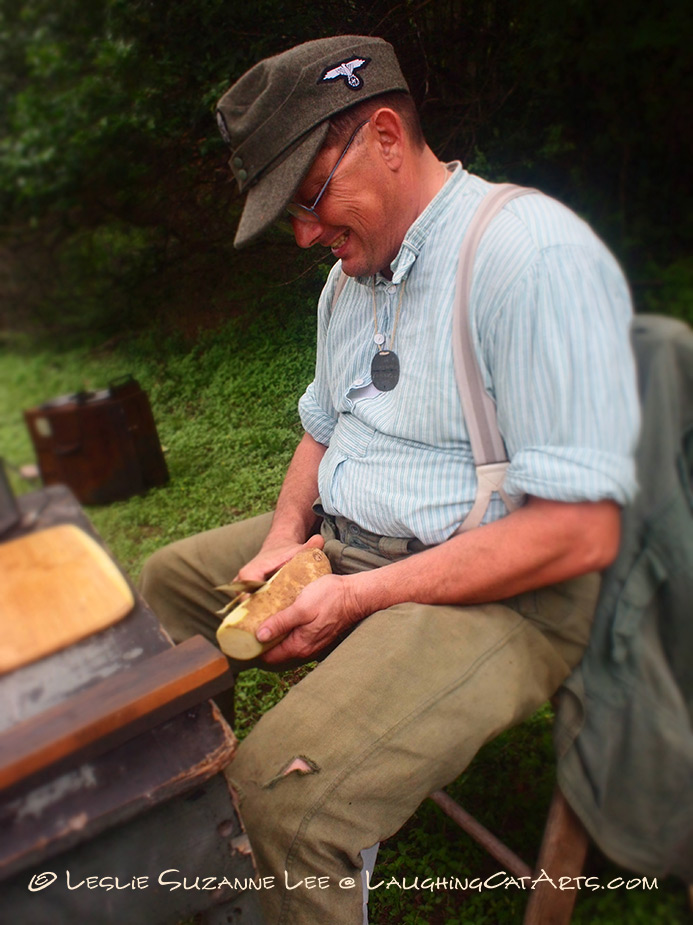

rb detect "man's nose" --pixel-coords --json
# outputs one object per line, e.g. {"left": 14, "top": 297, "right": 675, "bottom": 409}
{"left": 291, "top": 217, "right": 323, "bottom": 249}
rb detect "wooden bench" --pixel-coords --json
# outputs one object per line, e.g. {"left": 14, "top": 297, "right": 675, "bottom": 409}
{"left": 0, "top": 486, "right": 263, "bottom": 924}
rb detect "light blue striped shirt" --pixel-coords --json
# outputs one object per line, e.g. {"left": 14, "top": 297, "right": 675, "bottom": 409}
{"left": 298, "top": 163, "right": 639, "bottom": 545}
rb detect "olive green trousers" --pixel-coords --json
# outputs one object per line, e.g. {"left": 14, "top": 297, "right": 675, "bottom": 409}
{"left": 139, "top": 512, "right": 599, "bottom": 925}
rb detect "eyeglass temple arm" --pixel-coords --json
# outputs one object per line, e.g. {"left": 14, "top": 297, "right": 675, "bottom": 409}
{"left": 309, "top": 118, "right": 370, "bottom": 209}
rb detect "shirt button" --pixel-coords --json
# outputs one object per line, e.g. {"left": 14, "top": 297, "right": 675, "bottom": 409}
{"left": 353, "top": 377, "right": 364, "bottom": 386}
{"left": 387, "top": 285, "right": 396, "bottom": 295}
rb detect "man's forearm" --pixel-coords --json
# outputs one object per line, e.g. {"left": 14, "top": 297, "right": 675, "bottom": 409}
{"left": 347, "top": 496, "right": 621, "bottom": 617}
{"left": 258, "top": 495, "right": 621, "bottom": 663}
{"left": 265, "top": 432, "right": 327, "bottom": 544}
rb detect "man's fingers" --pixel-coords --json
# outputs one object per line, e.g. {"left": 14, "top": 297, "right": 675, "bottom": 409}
{"left": 256, "top": 607, "right": 293, "bottom": 643}
{"left": 236, "top": 550, "right": 292, "bottom": 583}
{"left": 236, "top": 535, "right": 324, "bottom": 585}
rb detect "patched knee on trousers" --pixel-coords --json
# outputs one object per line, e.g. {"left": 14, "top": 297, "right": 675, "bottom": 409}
{"left": 263, "top": 755, "right": 320, "bottom": 788}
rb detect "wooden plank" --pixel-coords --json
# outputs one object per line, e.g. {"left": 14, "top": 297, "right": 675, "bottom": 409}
{"left": 0, "top": 487, "right": 237, "bottom": 883}
{"left": 0, "top": 488, "right": 186, "bottom": 737}
{"left": 0, "top": 611, "right": 172, "bottom": 733}
{"left": 0, "top": 635, "right": 233, "bottom": 792}
{"left": 0, "top": 701, "right": 237, "bottom": 880}
{"left": 0, "top": 773, "right": 259, "bottom": 925}
{"left": 0, "top": 524, "right": 135, "bottom": 674}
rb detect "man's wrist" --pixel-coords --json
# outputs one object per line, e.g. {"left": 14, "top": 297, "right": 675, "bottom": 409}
{"left": 263, "top": 516, "right": 319, "bottom": 550}
{"left": 344, "top": 567, "right": 398, "bottom": 621}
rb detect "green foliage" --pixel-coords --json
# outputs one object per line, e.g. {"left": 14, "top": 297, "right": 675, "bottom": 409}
{"left": 0, "top": 0, "right": 690, "bottom": 336}
{"left": 232, "top": 665, "right": 316, "bottom": 742}
{"left": 642, "top": 257, "right": 693, "bottom": 325}
{"left": 0, "top": 1, "right": 143, "bottom": 214}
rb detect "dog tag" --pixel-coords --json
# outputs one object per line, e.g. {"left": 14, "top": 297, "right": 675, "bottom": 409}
{"left": 370, "top": 350, "right": 400, "bottom": 391}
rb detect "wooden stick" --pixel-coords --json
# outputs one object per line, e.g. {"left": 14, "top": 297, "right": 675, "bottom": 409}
{"left": 430, "top": 789, "right": 533, "bottom": 880}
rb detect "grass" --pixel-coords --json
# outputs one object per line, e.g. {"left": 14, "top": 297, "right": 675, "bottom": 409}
{"left": 1, "top": 303, "right": 690, "bottom": 924}
{"left": 1, "top": 290, "right": 319, "bottom": 575}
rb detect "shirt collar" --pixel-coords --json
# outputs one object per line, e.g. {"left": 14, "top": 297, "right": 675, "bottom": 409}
{"left": 355, "top": 161, "right": 469, "bottom": 287}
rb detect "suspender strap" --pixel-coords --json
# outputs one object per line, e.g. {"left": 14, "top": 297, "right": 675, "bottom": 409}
{"left": 453, "top": 183, "right": 536, "bottom": 533}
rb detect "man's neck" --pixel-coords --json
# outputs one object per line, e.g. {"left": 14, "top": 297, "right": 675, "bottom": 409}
{"left": 378, "top": 146, "right": 448, "bottom": 280}
{"left": 417, "top": 146, "right": 449, "bottom": 213}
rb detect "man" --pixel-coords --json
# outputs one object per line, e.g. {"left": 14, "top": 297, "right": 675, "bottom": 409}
{"left": 141, "top": 35, "right": 639, "bottom": 924}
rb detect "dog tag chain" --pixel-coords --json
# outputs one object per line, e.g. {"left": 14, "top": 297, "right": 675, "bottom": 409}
{"left": 371, "top": 278, "right": 406, "bottom": 392}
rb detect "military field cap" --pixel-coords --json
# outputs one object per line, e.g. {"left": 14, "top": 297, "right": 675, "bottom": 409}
{"left": 216, "top": 35, "right": 410, "bottom": 248}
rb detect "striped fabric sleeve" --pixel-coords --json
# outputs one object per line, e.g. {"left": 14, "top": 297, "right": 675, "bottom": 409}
{"left": 297, "top": 263, "right": 342, "bottom": 446}
{"left": 486, "top": 242, "right": 640, "bottom": 505}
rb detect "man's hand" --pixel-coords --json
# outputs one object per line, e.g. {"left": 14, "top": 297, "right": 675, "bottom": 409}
{"left": 236, "top": 533, "right": 325, "bottom": 584}
{"left": 257, "top": 573, "right": 367, "bottom": 663}
{"left": 232, "top": 431, "right": 327, "bottom": 585}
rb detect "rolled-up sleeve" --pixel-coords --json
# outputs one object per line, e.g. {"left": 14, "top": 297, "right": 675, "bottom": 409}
{"left": 486, "top": 243, "right": 640, "bottom": 505}
{"left": 298, "top": 380, "right": 337, "bottom": 445}
{"left": 297, "top": 265, "right": 341, "bottom": 446}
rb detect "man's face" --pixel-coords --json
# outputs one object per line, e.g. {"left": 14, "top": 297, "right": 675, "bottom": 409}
{"left": 288, "top": 123, "right": 406, "bottom": 278}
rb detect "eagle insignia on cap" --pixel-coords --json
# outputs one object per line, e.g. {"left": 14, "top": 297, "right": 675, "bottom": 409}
{"left": 320, "top": 57, "right": 370, "bottom": 90}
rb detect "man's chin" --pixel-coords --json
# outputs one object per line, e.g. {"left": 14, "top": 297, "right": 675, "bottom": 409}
{"left": 339, "top": 258, "right": 361, "bottom": 278}
{"left": 340, "top": 255, "right": 385, "bottom": 279}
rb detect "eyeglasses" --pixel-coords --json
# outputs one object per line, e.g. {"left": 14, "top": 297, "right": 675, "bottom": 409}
{"left": 287, "top": 120, "right": 370, "bottom": 224}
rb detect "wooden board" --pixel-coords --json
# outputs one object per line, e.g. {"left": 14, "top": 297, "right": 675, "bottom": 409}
{"left": 0, "top": 524, "right": 134, "bottom": 674}
{"left": 0, "top": 774, "right": 260, "bottom": 925}
{"left": 0, "top": 702, "right": 237, "bottom": 881}
{"left": 0, "top": 635, "right": 233, "bottom": 792}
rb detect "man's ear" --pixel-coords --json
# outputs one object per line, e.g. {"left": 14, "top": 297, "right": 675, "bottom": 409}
{"left": 369, "top": 108, "right": 405, "bottom": 170}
